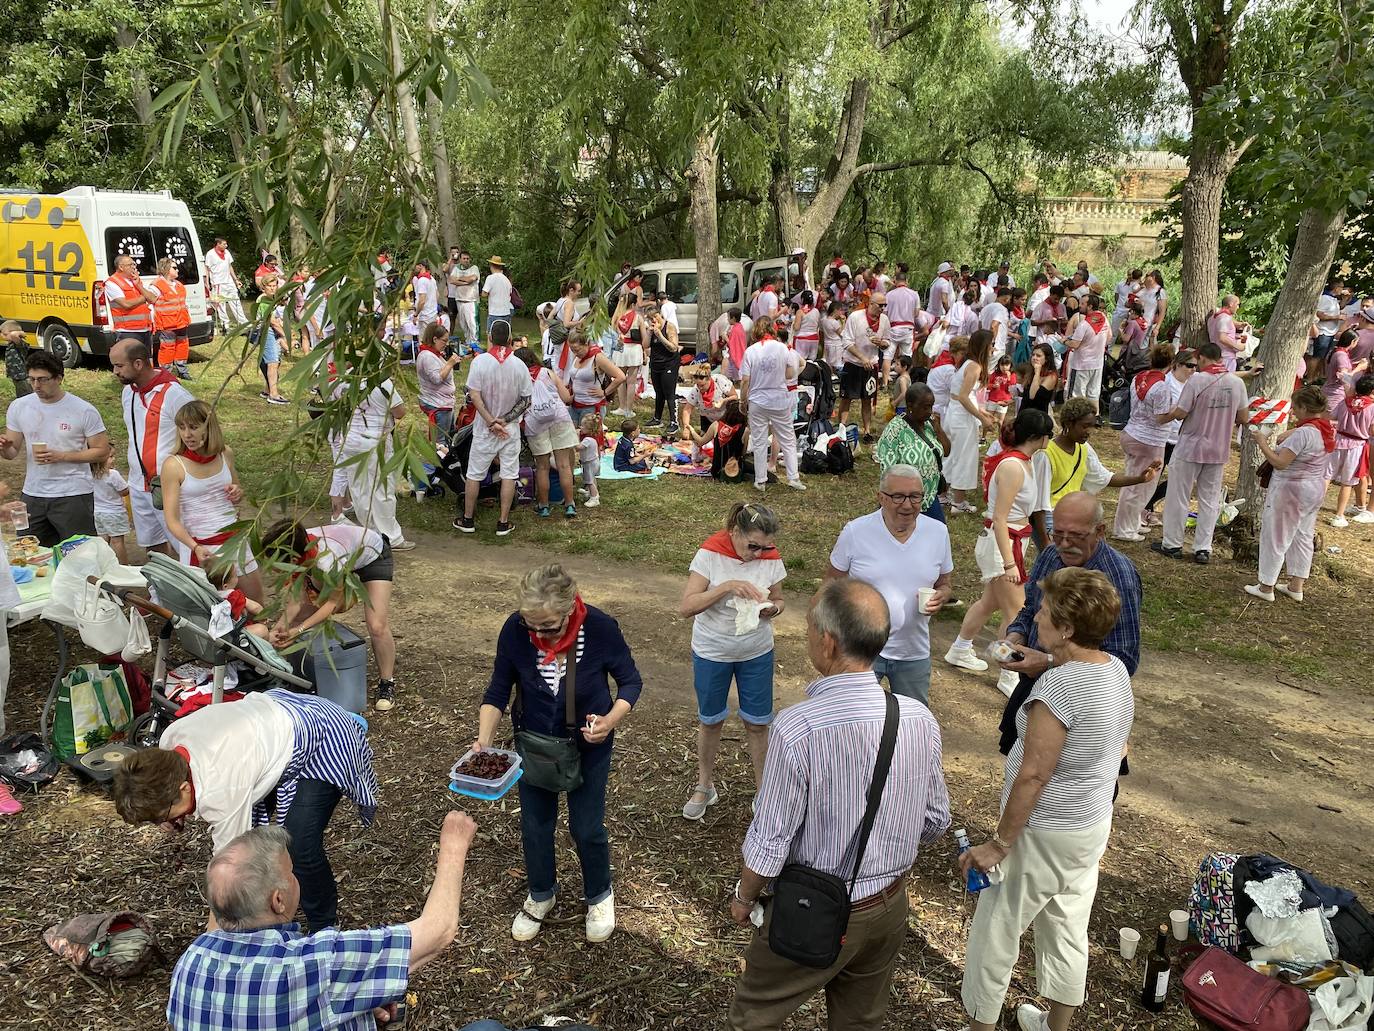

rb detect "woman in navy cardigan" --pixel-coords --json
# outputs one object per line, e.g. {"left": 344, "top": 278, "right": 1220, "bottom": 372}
{"left": 475, "top": 563, "right": 643, "bottom": 944}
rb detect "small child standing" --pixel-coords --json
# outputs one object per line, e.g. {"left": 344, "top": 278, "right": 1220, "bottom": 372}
{"left": 1328, "top": 373, "right": 1374, "bottom": 528}
{"left": 889, "top": 355, "right": 913, "bottom": 416}
{"left": 613, "top": 416, "right": 651, "bottom": 474}
{"left": 91, "top": 456, "right": 131, "bottom": 562}
{"left": 578, "top": 413, "right": 602, "bottom": 508}
{"left": 985, "top": 354, "right": 1016, "bottom": 425}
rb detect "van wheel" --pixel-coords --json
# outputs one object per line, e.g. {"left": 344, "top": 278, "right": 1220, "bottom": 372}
{"left": 42, "top": 324, "right": 82, "bottom": 369}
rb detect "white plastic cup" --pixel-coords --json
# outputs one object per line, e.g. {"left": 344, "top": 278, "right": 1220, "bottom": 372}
{"left": 31, "top": 442, "right": 48, "bottom": 457}
{"left": 1170, "top": 910, "right": 1189, "bottom": 941}
{"left": 1119, "top": 927, "right": 1141, "bottom": 960}
{"left": 918, "top": 586, "right": 937, "bottom": 614}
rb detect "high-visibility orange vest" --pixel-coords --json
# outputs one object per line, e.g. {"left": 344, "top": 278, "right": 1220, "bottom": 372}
{"left": 110, "top": 273, "right": 153, "bottom": 332}
{"left": 152, "top": 277, "right": 189, "bottom": 331}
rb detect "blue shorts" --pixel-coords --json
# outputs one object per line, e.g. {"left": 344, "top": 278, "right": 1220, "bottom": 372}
{"left": 262, "top": 328, "right": 281, "bottom": 364}
{"left": 692, "top": 650, "right": 774, "bottom": 725}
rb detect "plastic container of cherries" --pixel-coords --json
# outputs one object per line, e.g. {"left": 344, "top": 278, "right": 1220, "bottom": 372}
{"left": 448, "top": 746, "right": 523, "bottom": 800}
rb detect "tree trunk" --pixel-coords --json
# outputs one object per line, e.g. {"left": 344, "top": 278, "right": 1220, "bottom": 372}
{"left": 687, "top": 128, "right": 721, "bottom": 342}
{"left": 425, "top": 0, "right": 459, "bottom": 252}
{"left": 379, "top": 0, "right": 431, "bottom": 242}
{"left": 1177, "top": 139, "right": 1239, "bottom": 348}
{"left": 114, "top": 26, "right": 154, "bottom": 132}
{"left": 322, "top": 126, "right": 342, "bottom": 240}
{"left": 1233, "top": 205, "right": 1347, "bottom": 525}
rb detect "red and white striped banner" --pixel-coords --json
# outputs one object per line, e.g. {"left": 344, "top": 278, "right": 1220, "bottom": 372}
{"left": 1247, "top": 397, "right": 1290, "bottom": 425}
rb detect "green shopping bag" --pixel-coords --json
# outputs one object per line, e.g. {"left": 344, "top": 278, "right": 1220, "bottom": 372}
{"left": 51, "top": 664, "right": 133, "bottom": 761}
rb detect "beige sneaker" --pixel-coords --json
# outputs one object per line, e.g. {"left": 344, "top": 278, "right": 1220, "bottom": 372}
{"left": 511, "top": 894, "right": 556, "bottom": 941}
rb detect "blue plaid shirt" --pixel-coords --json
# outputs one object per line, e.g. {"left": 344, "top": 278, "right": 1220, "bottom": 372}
{"left": 1007, "top": 542, "right": 1141, "bottom": 674}
{"left": 167, "top": 923, "right": 410, "bottom": 1031}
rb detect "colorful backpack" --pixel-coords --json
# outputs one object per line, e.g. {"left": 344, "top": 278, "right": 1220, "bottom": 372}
{"left": 1189, "top": 852, "right": 1243, "bottom": 952}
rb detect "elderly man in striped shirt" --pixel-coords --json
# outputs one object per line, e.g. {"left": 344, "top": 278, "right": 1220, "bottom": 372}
{"left": 727, "top": 577, "right": 951, "bottom": 1031}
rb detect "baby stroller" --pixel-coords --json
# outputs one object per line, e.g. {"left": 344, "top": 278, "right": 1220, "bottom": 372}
{"left": 796, "top": 358, "right": 837, "bottom": 449}
{"left": 425, "top": 417, "right": 475, "bottom": 499}
{"left": 42, "top": 545, "right": 311, "bottom": 760}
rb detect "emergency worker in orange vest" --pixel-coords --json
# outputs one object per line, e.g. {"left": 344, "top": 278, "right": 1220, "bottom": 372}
{"left": 150, "top": 258, "right": 193, "bottom": 380}
{"left": 105, "top": 254, "right": 159, "bottom": 354}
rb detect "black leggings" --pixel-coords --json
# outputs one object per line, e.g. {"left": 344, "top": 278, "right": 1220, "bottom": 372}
{"left": 651, "top": 365, "right": 679, "bottom": 422}
{"left": 1146, "top": 442, "right": 1176, "bottom": 510}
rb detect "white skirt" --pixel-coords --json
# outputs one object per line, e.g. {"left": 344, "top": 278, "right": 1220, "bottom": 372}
{"left": 944, "top": 402, "right": 983, "bottom": 491}
{"left": 614, "top": 345, "right": 643, "bottom": 368}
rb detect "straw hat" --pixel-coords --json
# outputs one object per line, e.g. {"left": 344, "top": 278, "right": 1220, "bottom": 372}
{"left": 489, "top": 255, "right": 506, "bottom": 268}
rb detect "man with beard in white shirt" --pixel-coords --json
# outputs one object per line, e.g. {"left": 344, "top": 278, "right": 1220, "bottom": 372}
{"left": 927, "top": 262, "right": 957, "bottom": 320}
{"left": 740, "top": 324, "right": 806, "bottom": 493}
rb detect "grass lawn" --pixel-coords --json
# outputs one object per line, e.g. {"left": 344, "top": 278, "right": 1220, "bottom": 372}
{"left": 17, "top": 323, "right": 1363, "bottom": 683}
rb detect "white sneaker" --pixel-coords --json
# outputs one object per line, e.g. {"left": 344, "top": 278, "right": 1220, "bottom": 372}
{"left": 944, "top": 646, "right": 988, "bottom": 673}
{"left": 512, "top": 894, "right": 556, "bottom": 941}
{"left": 754, "top": 482, "right": 767, "bottom": 492}
{"left": 1016, "top": 1003, "right": 1050, "bottom": 1031}
{"left": 584, "top": 496, "right": 600, "bottom": 508}
{"left": 997, "top": 668, "right": 1020, "bottom": 698}
{"left": 1330, "top": 516, "right": 1350, "bottom": 528}
{"left": 390, "top": 538, "right": 417, "bottom": 552}
{"left": 585, "top": 892, "right": 616, "bottom": 942}
{"left": 1353, "top": 511, "right": 1374, "bottom": 524}
{"left": 785, "top": 479, "right": 808, "bottom": 492}
{"left": 1243, "top": 584, "right": 1275, "bottom": 602}
{"left": 1275, "top": 584, "right": 1305, "bottom": 603}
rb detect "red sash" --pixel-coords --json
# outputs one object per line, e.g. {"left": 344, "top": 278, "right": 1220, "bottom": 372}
{"left": 983, "top": 518, "right": 1033, "bottom": 581}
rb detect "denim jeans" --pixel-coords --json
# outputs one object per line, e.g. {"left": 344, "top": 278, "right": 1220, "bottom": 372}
{"left": 873, "top": 655, "right": 932, "bottom": 707}
{"left": 923, "top": 495, "right": 946, "bottom": 523}
{"left": 282, "top": 777, "right": 343, "bottom": 929}
{"left": 518, "top": 746, "right": 613, "bottom": 905}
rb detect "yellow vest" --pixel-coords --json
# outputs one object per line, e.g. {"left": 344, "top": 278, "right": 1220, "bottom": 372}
{"left": 1045, "top": 440, "right": 1087, "bottom": 504}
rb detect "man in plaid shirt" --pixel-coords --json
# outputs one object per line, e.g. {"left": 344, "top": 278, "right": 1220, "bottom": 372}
{"left": 168, "top": 812, "right": 476, "bottom": 1030}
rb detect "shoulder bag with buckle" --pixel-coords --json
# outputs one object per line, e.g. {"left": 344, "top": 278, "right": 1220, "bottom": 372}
{"left": 767, "top": 692, "right": 899, "bottom": 968}
{"left": 512, "top": 646, "right": 584, "bottom": 793}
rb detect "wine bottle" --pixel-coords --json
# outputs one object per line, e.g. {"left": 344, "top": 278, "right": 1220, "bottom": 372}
{"left": 954, "top": 828, "right": 990, "bottom": 892}
{"left": 1140, "top": 923, "right": 1170, "bottom": 1011}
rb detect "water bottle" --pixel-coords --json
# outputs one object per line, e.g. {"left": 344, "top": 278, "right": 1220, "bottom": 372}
{"left": 955, "top": 828, "right": 990, "bottom": 892}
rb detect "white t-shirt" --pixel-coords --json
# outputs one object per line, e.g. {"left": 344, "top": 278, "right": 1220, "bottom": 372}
{"left": 93, "top": 467, "right": 129, "bottom": 516}
{"left": 828, "top": 510, "right": 953, "bottom": 661}
{"left": 1032, "top": 442, "right": 1113, "bottom": 513}
{"left": 482, "top": 272, "right": 514, "bottom": 316}
{"left": 203, "top": 248, "right": 237, "bottom": 292}
{"left": 340, "top": 380, "right": 403, "bottom": 455}
{"left": 1113, "top": 280, "right": 1138, "bottom": 315}
{"left": 5, "top": 392, "right": 105, "bottom": 497}
{"left": 750, "top": 289, "right": 780, "bottom": 322}
{"left": 980, "top": 302, "right": 1010, "bottom": 357}
{"left": 1070, "top": 316, "right": 1110, "bottom": 370}
{"left": 1124, "top": 377, "right": 1175, "bottom": 448}
{"left": 739, "top": 339, "right": 796, "bottom": 410}
{"left": 416, "top": 349, "right": 455, "bottom": 410}
{"left": 1139, "top": 285, "right": 1164, "bottom": 329}
{"left": 885, "top": 286, "right": 920, "bottom": 327}
{"left": 578, "top": 436, "right": 599, "bottom": 466}
{"left": 525, "top": 367, "right": 572, "bottom": 437}
{"left": 1316, "top": 294, "right": 1343, "bottom": 335}
{"left": 122, "top": 378, "right": 194, "bottom": 491}
{"left": 927, "top": 277, "right": 954, "bottom": 319}
{"left": 841, "top": 310, "right": 891, "bottom": 365}
{"left": 466, "top": 351, "right": 533, "bottom": 439}
{"left": 688, "top": 547, "right": 786, "bottom": 662}
{"left": 660, "top": 299, "right": 679, "bottom": 329}
{"left": 683, "top": 374, "right": 734, "bottom": 421}
{"left": 307, "top": 523, "right": 386, "bottom": 572}
{"left": 412, "top": 275, "right": 438, "bottom": 320}
{"left": 450, "top": 264, "right": 479, "bottom": 303}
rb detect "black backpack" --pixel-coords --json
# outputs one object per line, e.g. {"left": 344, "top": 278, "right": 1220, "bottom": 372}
{"left": 826, "top": 437, "right": 854, "bottom": 475}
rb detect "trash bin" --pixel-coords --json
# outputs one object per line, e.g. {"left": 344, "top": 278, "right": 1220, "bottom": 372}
{"left": 295, "top": 625, "right": 368, "bottom": 713}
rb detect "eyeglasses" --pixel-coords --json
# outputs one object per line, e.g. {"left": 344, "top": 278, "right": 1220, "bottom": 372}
{"left": 26, "top": 375, "right": 54, "bottom": 385}
{"left": 1182, "top": 362, "right": 1197, "bottom": 369}
{"left": 520, "top": 614, "right": 568, "bottom": 635}
{"left": 1051, "top": 527, "right": 1095, "bottom": 542}
{"left": 693, "top": 374, "right": 708, "bottom": 381}
{"left": 880, "top": 491, "right": 922, "bottom": 507}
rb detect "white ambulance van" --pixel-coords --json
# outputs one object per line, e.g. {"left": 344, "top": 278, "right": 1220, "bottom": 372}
{"left": 0, "top": 187, "right": 213, "bottom": 366}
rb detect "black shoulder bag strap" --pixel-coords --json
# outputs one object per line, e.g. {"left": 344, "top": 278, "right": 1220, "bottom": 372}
{"left": 846, "top": 692, "right": 901, "bottom": 895}
{"left": 511, "top": 644, "right": 578, "bottom": 736}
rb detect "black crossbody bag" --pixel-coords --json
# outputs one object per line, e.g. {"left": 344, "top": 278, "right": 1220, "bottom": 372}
{"left": 768, "top": 692, "right": 899, "bottom": 968}
{"left": 511, "top": 649, "right": 584, "bottom": 793}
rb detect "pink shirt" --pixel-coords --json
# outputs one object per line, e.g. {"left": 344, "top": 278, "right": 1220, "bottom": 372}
{"left": 1334, "top": 397, "right": 1374, "bottom": 450}
{"left": 1347, "top": 313, "right": 1374, "bottom": 363}
{"left": 1070, "top": 315, "right": 1110, "bottom": 370}
{"left": 1032, "top": 300, "right": 1066, "bottom": 336}
{"left": 885, "top": 286, "right": 919, "bottom": 326}
{"left": 1208, "top": 310, "right": 1240, "bottom": 370}
{"left": 1273, "top": 424, "right": 1331, "bottom": 488}
{"left": 1173, "top": 370, "right": 1248, "bottom": 465}
{"left": 1323, "top": 349, "right": 1355, "bottom": 414}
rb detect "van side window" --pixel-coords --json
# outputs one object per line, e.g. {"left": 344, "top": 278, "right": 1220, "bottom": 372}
{"left": 106, "top": 228, "right": 156, "bottom": 276}
{"left": 153, "top": 228, "right": 200, "bottom": 284}
{"left": 720, "top": 274, "right": 740, "bottom": 304}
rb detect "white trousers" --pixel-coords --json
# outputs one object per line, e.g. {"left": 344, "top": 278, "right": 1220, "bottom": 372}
{"left": 213, "top": 291, "right": 246, "bottom": 332}
{"left": 1113, "top": 432, "right": 1164, "bottom": 537}
{"left": 961, "top": 818, "right": 1113, "bottom": 1022}
{"left": 454, "top": 301, "right": 478, "bottom": 346}
{"left": 1162, "top": 457, "right": 1225, "bottom": 551}
{"left": 1258, "top": 478, "right": 1324, "bottom": 584}
{"left": 329, "top": 433, "right": 349, "bottom": 498}
{"left": 749, "top": 402, "right": 797, "bottom": 486}
{"left": 344, "top": 450, "right": 404, "bottom": 541}
{"left": 944, "top": 404, "right": 984, "bottom": 491}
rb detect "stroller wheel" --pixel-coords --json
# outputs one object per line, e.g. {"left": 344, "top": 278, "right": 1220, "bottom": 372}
{"left": 129, "top": 710, "right": 170, "bottom": 749}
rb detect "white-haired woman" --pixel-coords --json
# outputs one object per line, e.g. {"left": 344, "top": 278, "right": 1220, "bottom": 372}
{"left": 474, "top": 565, "right": 643, "bottom": 944}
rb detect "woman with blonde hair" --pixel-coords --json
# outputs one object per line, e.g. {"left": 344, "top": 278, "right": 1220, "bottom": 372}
{"left": 160, "top": 400, "right": 261, "bottom": 601}
{"left": 474, "top": 564, "right": 644, "bottom": 944}
{"left": 149, "top": 257, "right": 192, "bottom": 380}
{"left": 959, "top": 567, "right": 1134, "bottom": 1031}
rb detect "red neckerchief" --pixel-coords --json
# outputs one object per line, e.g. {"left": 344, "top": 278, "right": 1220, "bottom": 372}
{"left": 865, "top": 310, "right": 883, "bottom": 333}
{"left": 1200, "top": 362, "right": 1227, "bottom": 375}
{"left": 223, "top": 589, "right": 248, "bottom": 619}
{"left": 983, "top": 448, "right": 1029, "bottom": 493}
{"left": 699, "top": 528, "right": 781, "bottom": 561}
{"left": 488, "top": 345, "right": 512, "bottom": 364}
{"left": 1084, "top": 311, "right": 1107, "bottom": 334}
{"left": 1297, "top": 417, "right": 1336, "bottom": 453}
{"left": 1134, "top": 369, "right": 1166, "bottom": 402}
{"left": 1011, "top": 305, "right": 1025, "bottom": 318}
{"left": 1131, "top": 315, "right": 1147, "bottom": 335}
{"left": 1349, "top": 395, "right": 1373, "bottom": 413}
{"left": 529, "top": 595, "right": 588, "bottom": 663}
{"left": 173, "top": 746, "right": 196, "bottom": 815}
{"left": 134, "top": 369, "right": 180, "bottom": 397}
{"left": 931, "top": 350, "right": 955, "bottom": 369}
{"left": 420, "top": 342, "right": 446, "bottom": 359}
{"left": 180, "top": 449, "right": 217, "bottom": 465}
{"left": 528, "top": 364, "right": 543, "bottom": 383}
{"left": 763, "top": 285, "right": 775, "bottom": 294}
{"left": 698, "top": 377, "right": 716, "bottom": 406}
{"left": 413, "top": 269, "right": 432, "bottom": 280}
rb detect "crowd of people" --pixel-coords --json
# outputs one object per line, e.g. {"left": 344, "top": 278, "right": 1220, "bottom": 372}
{"left": 0, "top": 242, "right": 1370, "bottom": 1031}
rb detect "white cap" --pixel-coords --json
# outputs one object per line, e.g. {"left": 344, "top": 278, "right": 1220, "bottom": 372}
{"left": 937, "top": 261, "right": 954, "bottom": 275}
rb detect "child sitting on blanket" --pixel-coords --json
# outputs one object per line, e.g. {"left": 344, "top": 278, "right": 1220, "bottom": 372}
{"left": 578, "top": 413, "right": 603, "bottom": 508}
{"left": 613, "top": 416, "right": 653, "bottom": 474}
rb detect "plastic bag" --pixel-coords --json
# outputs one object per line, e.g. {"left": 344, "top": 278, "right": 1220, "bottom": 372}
{"left": 923, "top": 324, "right": 948, "bottom": 360}
{"left": 1247, "top": 907, "right": 1333, "bottom": 964}
{"left": 1308, "top": 973, "right": 1374, "bottom": 1031}
{"left": 120, "top": 607, "right": 151, "bottom": 662}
